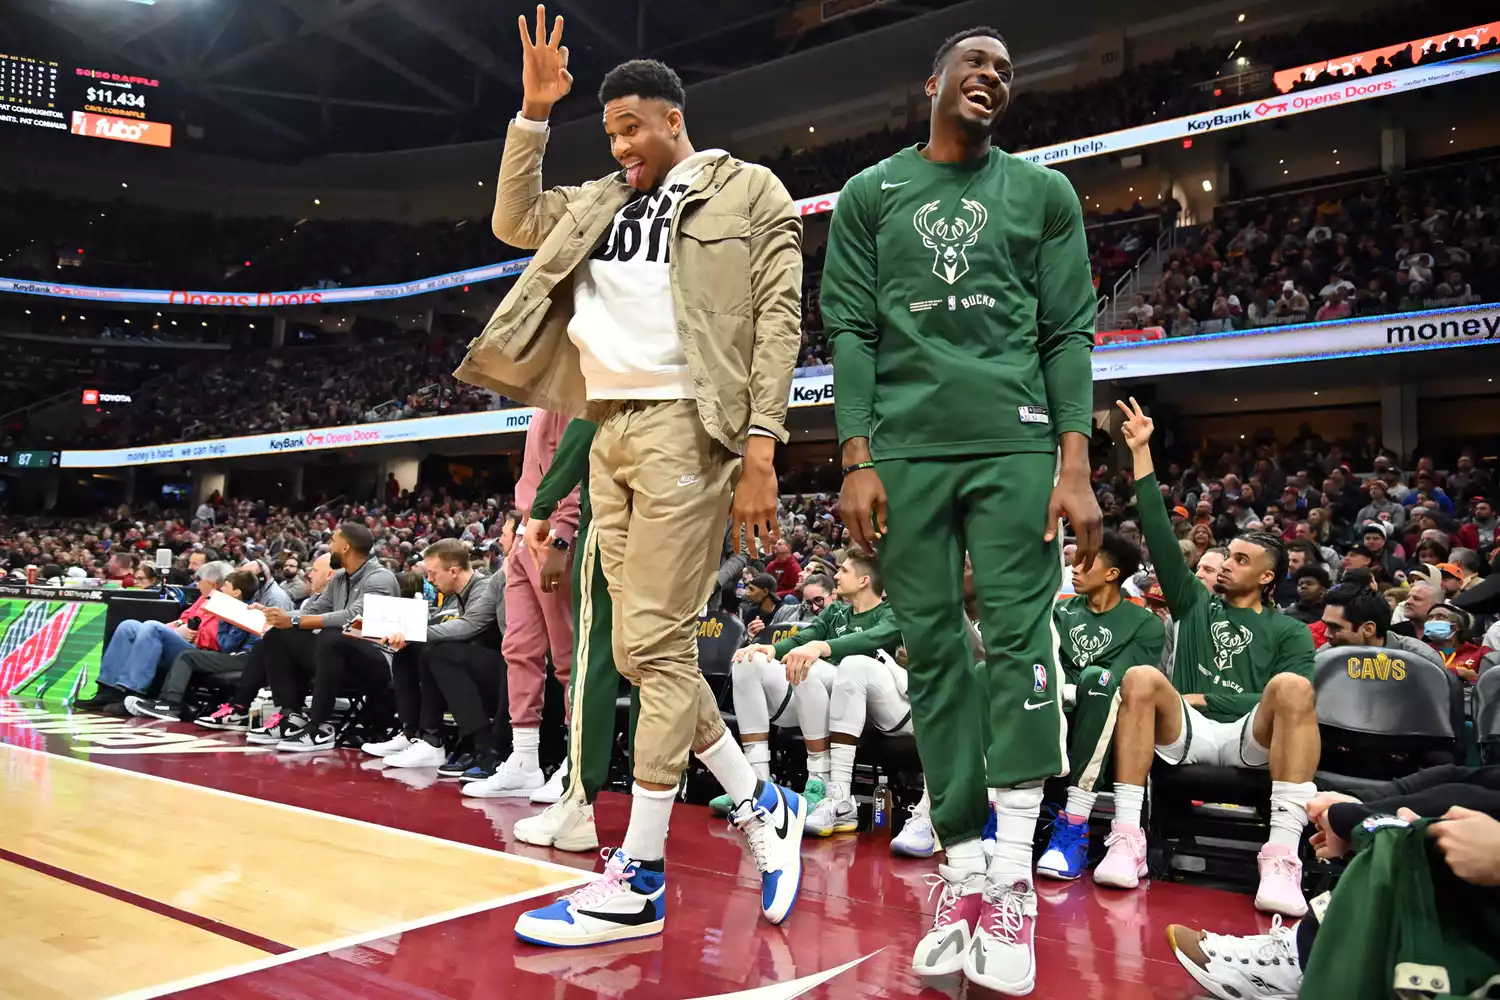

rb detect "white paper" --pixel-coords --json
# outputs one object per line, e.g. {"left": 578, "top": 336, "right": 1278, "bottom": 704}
{"left": 360, "top": 595, "right": 428, "bottom": 643}
{"left": 204, "top": 590, "right": 267, "bottom": 636}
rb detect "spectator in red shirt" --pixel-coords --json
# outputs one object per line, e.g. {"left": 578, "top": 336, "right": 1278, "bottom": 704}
{"left": 1422, "top": 604, "right": 1492, "bottom": 684}
{"left": 765, "top": 540, "right": 802, "bottom": 598}
{"left": 104, "top": 551, "right": 138, "bottom": 586}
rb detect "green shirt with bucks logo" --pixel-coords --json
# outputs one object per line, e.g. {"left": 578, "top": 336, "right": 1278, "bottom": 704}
{"left": 1138, "top": 472, "right": 1316, "bottom": 721}
{"left": 1054, "top": 595, "right": 1165, "bottom": 685}
{"left": 821, "top": 145, "right": 1095, "bottom": 459}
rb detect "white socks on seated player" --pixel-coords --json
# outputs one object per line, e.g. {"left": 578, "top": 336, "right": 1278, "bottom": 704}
{"left": 1113, "top": 783, "right": 1146, "bottom": 830}
{"left": 828, "top": 743, "right": 857, "bottom": 799}
{"left": 510, "top": 726, "right": 540, "bottom": 771}
{"left": 741, "top": 740, "right": 771, "bottom": 782}
{"left": 806, "top": 749, "right": 831, "bottom": 786}
{"left": 1268, "top": 780, "right": 1316, "bottom": 850}
{"left": 1064, "top": 787, "right": 1098, "bottom": 822}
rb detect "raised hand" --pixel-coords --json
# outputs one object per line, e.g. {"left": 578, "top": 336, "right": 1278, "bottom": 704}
{"left": 518, "top": 4, "right": 572, "bottom": 120}
{"left": 1115, "top": 396, "right": 1154, "bottom": 451}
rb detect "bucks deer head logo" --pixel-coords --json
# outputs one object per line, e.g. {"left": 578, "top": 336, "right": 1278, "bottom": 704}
{"left": 1210, "top": 620, "right": 1254, "bottom": 671}
{"left": 1069, "top": 623, "right": 1112, "bottom": 669}
{"left": 913, "top": 198, "right": 988, "bottom": 285}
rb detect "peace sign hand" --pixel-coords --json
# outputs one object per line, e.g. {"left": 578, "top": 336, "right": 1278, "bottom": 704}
{"left": 518, "top": 4, "right": 572, "bottom": 120}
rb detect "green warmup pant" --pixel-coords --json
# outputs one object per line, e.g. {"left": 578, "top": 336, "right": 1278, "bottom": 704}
{"left": 1302, "top": 816, "right": 1500, "bottom": 999}
{"left": 879, "top": 453, "right": 1068, "bottom": 848}
{"left": 1065, "top": 664, "right": 1122, "bottom": 795}
{"left": 560, "top": 503, "right": 639, "bottom": 806}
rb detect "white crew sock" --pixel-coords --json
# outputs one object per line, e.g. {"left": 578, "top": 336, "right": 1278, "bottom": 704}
{"left": 829, "top": 743, "right": 857, "bottom": 798}
{"left": 806, "top": 749, "right": 831, "bottom": 784}
{"left": 1113, "top": 783, "right": 1145, "bottom": 830}
{"left": 622, "top": 783, "right": 676, "bottom": 862}
{"left": 1064, "top": 787, "right": 1098, "bottom": 822}
{"left": 510, "top": 726, "right": 539, "bottom": 772}
{"left": 696, "top": 731, "right": 760, "bottom": 805}
{"left": 1268, "top": 780, "right": 1316, "bottom": 850}
{"left": 989, "top": 786, "right": 1044, "bottom": 882}
{"left": 741, "top": 741, "right": 771, "bottom": 781}
{"left": 944, "top": 837, "right": 987, "bottom": 877}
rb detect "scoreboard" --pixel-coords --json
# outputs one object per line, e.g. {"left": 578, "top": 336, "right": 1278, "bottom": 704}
{"left": 0, "top": 451, "right": 61, "bottom": 469}
{"left": 0, "top": 51, "right": 172, "bottom": 148}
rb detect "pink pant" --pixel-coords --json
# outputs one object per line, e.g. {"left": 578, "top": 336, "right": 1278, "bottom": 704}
{"left": 502, "top": 542, "right": 574, "bottom": 726}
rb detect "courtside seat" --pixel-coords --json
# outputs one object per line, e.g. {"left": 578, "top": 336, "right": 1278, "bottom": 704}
{"left": 1312, "top": 644, "right": 1461, "bottom": 781}
{"left": 1148, "top": 760, "right": 1272, "bottom": 886}
{"left": 1476, "top": 665, "right": 1500, "bottom": 765}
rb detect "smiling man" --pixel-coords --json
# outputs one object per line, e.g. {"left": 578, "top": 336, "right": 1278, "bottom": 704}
{"left": 821, "top": 26, "right": 1101, "bottom": 994}
{"left": 455, "top": 5, "right": 806, "bottom": 951}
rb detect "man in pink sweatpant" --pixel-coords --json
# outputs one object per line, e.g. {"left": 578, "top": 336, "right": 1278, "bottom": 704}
{"left": 493, "top": 407, "right": 580, "bottom": 800}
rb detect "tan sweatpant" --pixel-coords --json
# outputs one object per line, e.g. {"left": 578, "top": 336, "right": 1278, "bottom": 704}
{"left": 588, "top": 399, "right": 738, "bottom": 786}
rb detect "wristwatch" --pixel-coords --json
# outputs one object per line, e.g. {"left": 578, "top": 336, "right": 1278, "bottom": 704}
{"left": 289, "top": 611, "right": 302, "bottom": 629}
{"left": 551, "top": 537, "right": 570, "bottom": 551}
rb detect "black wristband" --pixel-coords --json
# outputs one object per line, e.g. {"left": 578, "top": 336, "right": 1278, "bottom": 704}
{"left": 841, "top": 461, "right": 877, "bottom": 476}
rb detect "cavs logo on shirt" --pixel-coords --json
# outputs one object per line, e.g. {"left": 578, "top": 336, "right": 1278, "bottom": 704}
{"left": 913, "top": 199, "right": 988, "bottom": 285}
{"left": 1210, "top": 620, "right": 1254, "bottom": 671}
{"left": 1069, "top": 623, "right": 1113, "bottom": 669}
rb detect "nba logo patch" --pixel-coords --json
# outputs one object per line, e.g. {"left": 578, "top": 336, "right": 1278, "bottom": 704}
{"left": 1099, "top": 670, "right": 1111, "bottom": 688}
{"left": 1032, "top": 663, "right": 1047, "bottom": 694}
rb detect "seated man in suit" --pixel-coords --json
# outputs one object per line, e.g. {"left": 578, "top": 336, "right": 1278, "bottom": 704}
{"left": 1097, "top": 400, "right": 1318, "bottom": 918}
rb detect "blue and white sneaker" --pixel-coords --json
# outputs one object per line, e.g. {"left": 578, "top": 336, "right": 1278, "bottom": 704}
{"left": 1037, "top": 810, "right": 1090, "bottom": 881}
{"left": 729, "top": 780, "right": 806, "bottom": 924}
{"left": 514, "top": 849, "right": 665, "bottom": 947}
{"left": 892, "top": 803, "right": 936, "bottom": 859}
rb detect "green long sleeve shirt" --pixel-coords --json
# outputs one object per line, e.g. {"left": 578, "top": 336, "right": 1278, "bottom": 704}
{"left": 771, "top": 598, "right": 901, "bottom": 664}
{"left": 820, "top": 145, "right": 1095, "bottom": 459}
{"left": 529, "top": 418, "right": 597, "bottom": 525}
{"left": 1054, "top": 594, "right": 1165, "bottom": 685}
{"left": 1137, "top": 471, "right": 1315, "bottom": 721}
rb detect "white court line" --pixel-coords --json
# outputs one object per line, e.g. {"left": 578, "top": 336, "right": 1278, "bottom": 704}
{"left": 2, "top": 741, "right": 595, "bottom": 880}
{"left": 104, "top": 883, "right": 586, "bottom": 1000}
{"left": 684, "top": 950, "right": 883, "bottom": 1000}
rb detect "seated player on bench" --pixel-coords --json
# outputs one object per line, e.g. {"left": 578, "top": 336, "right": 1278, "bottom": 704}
{"left": 1037, "top": 529, "right": 1165, "bottom": 879}
{"left": 1090, "top": 399, "right": 1318, "bottom": 918}
{"left": 725, "top": 550, "right": 900, "bottom": 817}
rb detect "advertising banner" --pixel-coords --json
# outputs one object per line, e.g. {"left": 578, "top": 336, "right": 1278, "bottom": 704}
{"left": 0, "top": 598, "right": 106, "bottom": 705}
{"left": 1272, "top": 23, "right": 1497, "bottom": 93}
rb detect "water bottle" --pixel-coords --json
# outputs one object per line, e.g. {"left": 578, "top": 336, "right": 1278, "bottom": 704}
{"left": 872, "top": 776, "right": 893, "bottom": 836}
{"left": 248, "top": 695, "right": 272, "bottom": 731}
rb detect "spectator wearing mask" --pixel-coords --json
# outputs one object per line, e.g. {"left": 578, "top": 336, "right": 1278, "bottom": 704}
{"left": 1423, "top": 603, "right": 1493, "bottom": 684}
{"left": 229, "top": 522, "right": 400, "bottom": 748}
{"left": 122, "top": 570, "right": 264, "bottom": 721}
{"left": 1355, "top": 480, "right": 1405, "bottom": 529}
{"left": 362, "top": 539, "right": 509, "bottom": 776}
{"left": 1285, "top": 564, "right": 1331, "bottom": 625}
{"left": 764, "top": 539, "right": 802, "bottom": 599}
{"left": 76, "top": 560, "right": 233, "bottom": 713}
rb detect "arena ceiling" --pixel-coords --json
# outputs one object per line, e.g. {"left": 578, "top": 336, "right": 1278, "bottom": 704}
{"left": 4, "top": 0, "right": 970, "bottom": 159}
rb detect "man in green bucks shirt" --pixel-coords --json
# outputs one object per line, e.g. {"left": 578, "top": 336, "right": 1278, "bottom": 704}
{"left": 731, "top": 550, "right": 902, "bottom": 829}
{"left": 1095, "top": 398, "right": 1319, "bottom": 919}
{"left": 1037, "top": 530, "right": 1164, "bottom": 881}
{"left": 821, "top": 26, "right": 1102, "bottom": 995}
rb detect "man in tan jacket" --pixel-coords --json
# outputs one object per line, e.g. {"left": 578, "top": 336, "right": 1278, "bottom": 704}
{"left": 454, "top": 7, "right": 807, "bottom": 949}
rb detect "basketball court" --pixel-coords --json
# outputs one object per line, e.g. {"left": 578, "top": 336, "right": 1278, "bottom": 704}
{"left": 1, "top": 701, "right": 1264, "bottom": 999}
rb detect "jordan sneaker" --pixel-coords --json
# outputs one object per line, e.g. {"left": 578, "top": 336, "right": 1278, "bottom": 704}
{"left": 729, "top": 780, "right": 805, "bottom": 924}
{"left": 963, "top": 878, "right": 1038, "bottom": 994}
{"left": 124, "top": 696, "right": 186, "bottom": 722}
{"left": 803, "top": 784, "right": 858, "bottom": 837}
{"left": 1093, "top": 823, "right": 1148, "bottom": 889}
{"left": 1037, "top": 811, "right": 1090, "bottom": 881}
{"left": 276, "top": 722, "right": 335, "bottom": 752}
{"left": 245, "top": 711, "right": 305, "bottom": 745}
{"left": 514, "top": 849, "right": 665, "bottom": 947}
{"left": 911, "top": 865, "right": 984, "bottom": 976}
{"left": 892, "top": 804, "right": 936, "bottom": 859}
{"left": 1254, "top": 845, "right": 1308, "bottom": 917}
{"left": 383, "top": 739, "right": 447, "bottom": 769}
{"left": 514, "top": 799, "right": 600, "bottom": 853}
{"left": 195, "top": 703, "right": 251, "bottom": 731}
{"left": 361, "top": 733, "right": 414, "bottom": 757}
{"left": 531, "top": 759, "right": 570, "bottom": 805}
{"left": 462, "top": 756, "right": 544, "bottom": 798}
{"left": 1166, "top": 916, "right": 1301, "bottom": 1000}
{"left": 458, "top": 747, "right": 503, "bottom": 782}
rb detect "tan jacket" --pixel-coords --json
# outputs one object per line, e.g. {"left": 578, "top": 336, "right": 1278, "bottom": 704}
{"left": 454, "top": 122, "right": 804, "bottom": 453}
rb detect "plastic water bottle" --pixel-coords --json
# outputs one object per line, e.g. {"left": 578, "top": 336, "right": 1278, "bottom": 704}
{"left": 248, "top": 695, "right": 272, "bottom": 730}
{"left": 872, "top": 776, "right": 893, "bottom": 836}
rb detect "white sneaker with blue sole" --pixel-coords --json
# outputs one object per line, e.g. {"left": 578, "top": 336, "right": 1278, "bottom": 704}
{"left": 892, "top": 806, "right": 937, "bottom": 858}
{"left": 514, "top": 848, "right": 666, "bottom": 947}
{"left": 729, "top": 780, "right": 806, "bottom": 924}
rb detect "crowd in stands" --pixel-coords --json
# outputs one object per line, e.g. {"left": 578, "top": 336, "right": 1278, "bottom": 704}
{"left": 1130, "top": 157, "right": 1500, "bottom": 336}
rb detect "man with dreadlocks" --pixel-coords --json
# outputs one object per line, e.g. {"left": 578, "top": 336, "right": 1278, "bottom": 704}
{"left": 1092, "top": 399, "right": 1319, "bottom": 918}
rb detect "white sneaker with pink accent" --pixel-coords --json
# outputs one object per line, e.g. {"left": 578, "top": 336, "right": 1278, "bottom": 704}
{"left": 1092, "top": 823, "right": 1149, "bottom": 889}
{"left": 963, "top": 878, "right": 1038, "bottom": 995}
{"left": 1254, "top": 844, "right": 1307, "bottom": 917}
{"left": 911, "top": 864, "right": 984, "bottom": 976}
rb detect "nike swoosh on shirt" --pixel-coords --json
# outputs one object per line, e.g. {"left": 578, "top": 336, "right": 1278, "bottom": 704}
{"left": 881, "top": 179, "right": 909, "bottom": 189}
{"left": 1023, "top": 699, "right": 1051, "bottom": 710}
{"left": 1087, "top": 690, "right": 1111, "bottom": 697}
